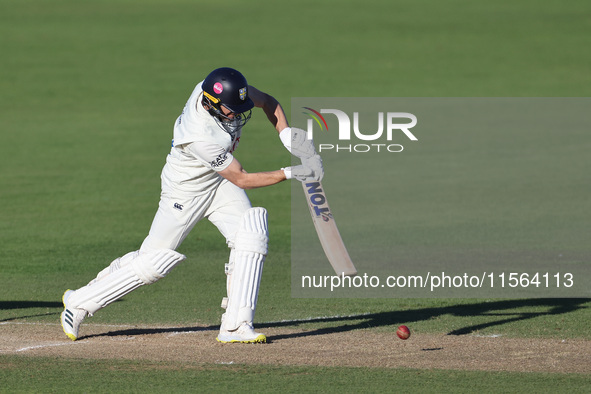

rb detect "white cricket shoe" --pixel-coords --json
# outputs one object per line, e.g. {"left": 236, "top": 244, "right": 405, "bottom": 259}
{"left": 216, "top": 322, "right": 267, "bottom": 344}
{"left": 60, "top": 290, "right": 88, "bottom": 341}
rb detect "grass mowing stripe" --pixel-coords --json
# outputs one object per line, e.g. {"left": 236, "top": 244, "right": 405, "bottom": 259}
{"left": 1, "top": 355, "right": 590, "bottom": 393}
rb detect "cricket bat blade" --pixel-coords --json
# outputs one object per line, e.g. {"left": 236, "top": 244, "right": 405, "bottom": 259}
{"left": 302, "top": 181, "right": 357, "bottom": 276}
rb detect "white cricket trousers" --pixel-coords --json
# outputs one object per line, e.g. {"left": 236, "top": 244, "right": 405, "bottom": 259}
{"left": 140, "top": 179, "right": 252, "bottom": 252}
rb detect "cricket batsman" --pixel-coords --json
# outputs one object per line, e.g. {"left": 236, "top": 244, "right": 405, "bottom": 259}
{"left": 61, "top": 67, "right": 322, "bottom": 343}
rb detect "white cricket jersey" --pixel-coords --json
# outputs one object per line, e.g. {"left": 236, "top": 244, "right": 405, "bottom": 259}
{"left": 161, "top": 82, "right": 241, "bottom": 194}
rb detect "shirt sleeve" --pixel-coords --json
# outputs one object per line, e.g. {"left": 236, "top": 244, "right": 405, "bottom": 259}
{"left": 184, "top": 141, "right": 234, "bottom": 172}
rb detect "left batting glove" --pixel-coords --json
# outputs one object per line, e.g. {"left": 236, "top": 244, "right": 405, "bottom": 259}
{"left": 279, "top": 127, "right": 317, "bottom": 159}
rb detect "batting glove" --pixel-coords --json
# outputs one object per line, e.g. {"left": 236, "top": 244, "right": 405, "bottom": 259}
{"left": 283, "top": 165, "right": 315, "bottom": 182}
{"left": 279, "top": 127, "right": 317, "bottom": 159}
{"left": 301, "top": 154, "right": 324, "bottom": 181}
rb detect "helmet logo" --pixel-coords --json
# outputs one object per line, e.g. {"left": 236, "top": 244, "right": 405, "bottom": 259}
{"left": 239, "top": 87, "right": 247, "bottom": 101}
{"left": 213, "top": 82, "right": 224, "bottom": 94}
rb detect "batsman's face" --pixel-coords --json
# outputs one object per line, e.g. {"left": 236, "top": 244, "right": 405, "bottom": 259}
{"left": 220, "top": 105, "right": 237, "bottom": 119}
{"left": 219, "top": 104, "right": 251, "bottom": 130}
{"left": 206, "top": 101, "right": 251, "bottom": 135}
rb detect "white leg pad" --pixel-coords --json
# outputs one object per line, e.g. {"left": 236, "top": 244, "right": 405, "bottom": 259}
{"left": 68, "top": 249, "right": 185, "bottom": 314}
{"left": 87, "top": 251, "right": 139, "bottom": 286}
{"left": 222, "top": 208, "right": 268, "bottom": 331}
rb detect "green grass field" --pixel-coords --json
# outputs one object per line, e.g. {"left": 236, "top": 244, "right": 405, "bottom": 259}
{"left": 1, "top": 0, "right": 590, "bottom": 392}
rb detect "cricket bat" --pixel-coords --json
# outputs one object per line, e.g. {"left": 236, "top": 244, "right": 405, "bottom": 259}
{"left": 302, "top": 181, "right": 358, "bottom": 276}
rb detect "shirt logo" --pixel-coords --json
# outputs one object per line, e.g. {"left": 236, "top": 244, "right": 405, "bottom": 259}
{"left": 210, "top": 153, "right": 228, "bottom": 168}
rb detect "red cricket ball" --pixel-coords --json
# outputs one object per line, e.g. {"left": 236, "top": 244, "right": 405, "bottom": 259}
{"left": 396, "top": 325, "right": 411, "bottom": 340}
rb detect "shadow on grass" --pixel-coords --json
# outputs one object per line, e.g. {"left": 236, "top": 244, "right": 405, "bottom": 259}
{"left": 0, "top": 300, "right": 218, "bottom": 338}
{"left": 0, "top": 301, "right": 63, "bottom": 310}
{"left": 2, "top": 298, "right": 589, "bottom": 341}
{"left": 79, "top": 298, "right": 589, "bottom": 341}
{"left": 0, "top": 301, "right": 63, "bottom": 322}
{"left": 262, "top": 298, "right": 590, "bottom": 341}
